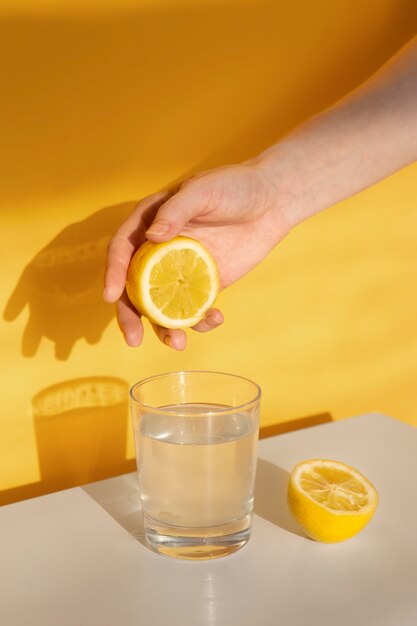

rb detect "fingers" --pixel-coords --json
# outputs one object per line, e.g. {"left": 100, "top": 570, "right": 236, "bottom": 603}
{"left": 104, "top": 191, "right": 172, "bottom": 303}
{"left": 150, "top": 323, "right": 187, "bottom": 351}
{"left": 116, "top": 293, "right": 189, "bottom": 350}
{"left": 105, "top": 182, "right": 222, "bottom": 350}
{"left": 116, "top": 293, "right": 145, "bottom": 347}
{"left": 145, "top": 180, "right": 210, "bottom": 242}
{"left": 192, "top": 308, "right": 224, "bottom": 333}
{"left": 104, "top": 180, "right": 209, "bottom": 303}
{"left": 104, "top": 235, "right": 136, "bottom": 303}
{"left": 117, "top": 298, "right": 223, "bottom": 349}
{"left": 150, "top": 308, "right": 223, "bottom": 350}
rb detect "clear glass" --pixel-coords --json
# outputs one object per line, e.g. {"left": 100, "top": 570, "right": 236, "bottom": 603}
{"left": 130, "top": 371, "right": 261, "bottom": 560}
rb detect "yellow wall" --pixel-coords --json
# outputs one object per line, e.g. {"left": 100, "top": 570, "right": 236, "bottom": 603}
{"left": 1, "top": 0, "right": 417, "bottom": 503}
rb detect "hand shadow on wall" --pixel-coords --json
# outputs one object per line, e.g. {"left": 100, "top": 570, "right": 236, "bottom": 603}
{"left": 3, "top": 201, "right": 136, "bottom": 360}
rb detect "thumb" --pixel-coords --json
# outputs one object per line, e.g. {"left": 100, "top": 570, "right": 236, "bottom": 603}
{"left": 145, "top": 183, "right": 205, "bottom": 241}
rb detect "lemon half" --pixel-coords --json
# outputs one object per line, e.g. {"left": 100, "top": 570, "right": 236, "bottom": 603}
{"left": 126, "top": 236, "right": 220, "bottom": 329}
{"left": 288, "top": 459, "right": 379, "bottom": 543}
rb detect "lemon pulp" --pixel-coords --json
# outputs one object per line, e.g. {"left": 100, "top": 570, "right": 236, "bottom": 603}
{"left": 126, "top": 237, "right": 220, "bottom": 329}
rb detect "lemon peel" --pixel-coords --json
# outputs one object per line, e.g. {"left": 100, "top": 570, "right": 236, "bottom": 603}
{"left": 288, "top": 459, "right": 378, "bottom": 542}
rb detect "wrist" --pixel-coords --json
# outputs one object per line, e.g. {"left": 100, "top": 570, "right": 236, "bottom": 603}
{"left": 248, "top": 141, "right": 311, "bottom": 230}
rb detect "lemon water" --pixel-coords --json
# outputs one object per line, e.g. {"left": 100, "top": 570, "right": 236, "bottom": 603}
{"left": 135, "top": 403, "right": 258, "bottom": 558}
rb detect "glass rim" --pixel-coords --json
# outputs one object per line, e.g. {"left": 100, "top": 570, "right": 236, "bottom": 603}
{"left": 129, "top": 370, "right": 261, "bottom": 416}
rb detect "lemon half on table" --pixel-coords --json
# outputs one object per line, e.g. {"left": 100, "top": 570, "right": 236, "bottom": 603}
{"left": 126, "top": 236, "right": 220, "bottom": 329}
{"left": 288, "top": 459, "right": 379, "bottom": 543}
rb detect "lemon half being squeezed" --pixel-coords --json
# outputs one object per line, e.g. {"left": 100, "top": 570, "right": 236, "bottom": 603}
{"left": 126, "top": 236, "right": 220, "bottom": 329}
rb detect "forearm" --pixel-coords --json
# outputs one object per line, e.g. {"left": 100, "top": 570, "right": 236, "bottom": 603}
{"left": 254, "top": 35, "right": 417, "bottom": 228}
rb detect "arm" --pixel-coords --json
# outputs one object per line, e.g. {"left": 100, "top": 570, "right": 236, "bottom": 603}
{"left": 254, "top": 35, "right": 417, "bottom": 228}
{"left": 104, "top": 35, "right": 417, "bottom": 350}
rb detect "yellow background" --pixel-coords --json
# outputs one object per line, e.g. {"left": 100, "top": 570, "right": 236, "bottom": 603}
{"left": 1, "top": 0, "right": 417, "bottom": 503}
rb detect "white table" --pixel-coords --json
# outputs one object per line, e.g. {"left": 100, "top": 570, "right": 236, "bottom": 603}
{"left": 1, "top": 413, "right": 417, "bottom": 626}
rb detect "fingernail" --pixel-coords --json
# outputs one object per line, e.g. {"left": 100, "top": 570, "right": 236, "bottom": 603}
{"left": 206, "top": 314, "right": 221, "bottom": 327}
{"left": 124, "top": 332, "right": 141, "bottom": 347}
{"left": 103, "top": 286, "right": 117, "bottom": 303}
{"left": 146, "top": 220, "right": 170, "bottom": 236}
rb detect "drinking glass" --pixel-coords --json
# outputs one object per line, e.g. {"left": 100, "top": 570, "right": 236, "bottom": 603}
{"left": 130, "top": 371, "right": 261, "bottom": 559}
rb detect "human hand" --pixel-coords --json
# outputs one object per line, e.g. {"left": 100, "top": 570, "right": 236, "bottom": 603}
{"left": 104, "top": 162, "right": 293, "bottom": 349}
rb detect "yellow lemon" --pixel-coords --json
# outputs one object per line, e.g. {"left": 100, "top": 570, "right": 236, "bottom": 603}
{"left": 126, "top": 236, "right": 220, "bottom": 329}
{"left": 288, "top": 459, "right": 378, "bottom": 542}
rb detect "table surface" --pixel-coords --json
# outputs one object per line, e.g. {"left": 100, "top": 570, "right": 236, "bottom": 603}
{"left": 1, "top": 413, "right": 417, "bottom": 626}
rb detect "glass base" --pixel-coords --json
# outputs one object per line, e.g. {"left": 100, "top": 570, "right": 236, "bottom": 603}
{"left": 143, "top": 513, "right": 252, "bottom": 560}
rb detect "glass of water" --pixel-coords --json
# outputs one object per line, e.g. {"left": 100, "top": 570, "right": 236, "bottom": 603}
{"left": 130, "top": 371, "right": 261, "bottom": 559}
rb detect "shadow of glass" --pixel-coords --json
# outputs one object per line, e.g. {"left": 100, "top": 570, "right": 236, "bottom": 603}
{"left": 3, "top": 201, "right": 135, "bottom": 359}
{"left": 32, "top": 376, "right": 135, "bottom": 491}
{"left": 254, "top": 458, "right": 305, "bottom": 538}
{"left": 0, "top": 375, "right": 137, "bottom": 505}
{"left": 82, "top": 473, "right": 146, "bottom": 545}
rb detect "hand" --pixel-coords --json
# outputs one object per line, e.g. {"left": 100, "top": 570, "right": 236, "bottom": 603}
{"left": 104, "top": 162, "right": 292, "bottom": 349}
